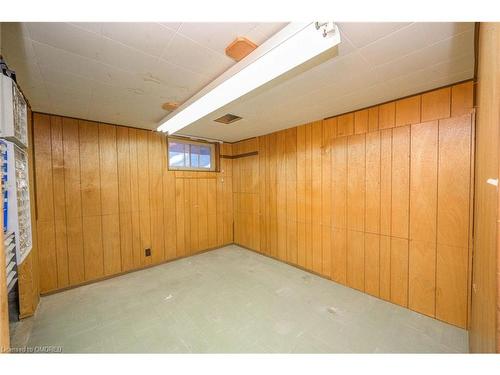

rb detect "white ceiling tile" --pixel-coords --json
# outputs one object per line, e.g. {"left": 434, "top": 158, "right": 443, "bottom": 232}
{"left": 1, "top": 30, "right": 37, "bottom": 63}
{"left": 2, "top": 22, "right": 31, "bottom": 39}
{"left": 160, "top": 33, "right": 234, "bottom": 76}
{"left": 45, "top": 81, "right": 92, "bottom": 102}
{"left": 69, "top": 22, "right": 103, "bottom": 34}
{"left": 160, "top": 23, "right": 182, "bottom": 32}
{"left": 31, "top": 41, "right": 137, "bottom": 88}
{"left": 432, "top": 54, "right": 474, "bottom": 77}
{"left": 335, "top": 31, "right": 356, "bottom": 58}
{"left": 177, "top": 22, "right": 259, "bottom": 53}
{"left": 372, "top": 29, "right": 474, "bottom": 82}
{"left": 38, "top": 65, "right": 94, "bottom": 94}
{"left": 27, "top": 22, "right": 103, "bottom": 61}
{"left": 359, "top": 22, "right": 474, "bottom": 66}
{"left": 144, "top": 59, "right": 211, "bottom": 101}
{"left": 100, "top": 22, "right": 175, "bottom": 57}
{"left": 245, "top": 22, "right": 288, "bottom": 45}
{"left": 97, "top": 37, "right": 159, "bottom": 75}
{"left": 338, "top": 22, "right": 412, "bottom": 48}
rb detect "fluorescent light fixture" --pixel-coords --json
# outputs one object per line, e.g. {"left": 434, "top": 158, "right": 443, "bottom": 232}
{"left": 157, "top": 22, "right": 341, "bottom": 134}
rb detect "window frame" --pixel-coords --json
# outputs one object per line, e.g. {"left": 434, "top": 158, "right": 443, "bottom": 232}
{"left": 167, "top": 137, "right": 217, "bottom": 172}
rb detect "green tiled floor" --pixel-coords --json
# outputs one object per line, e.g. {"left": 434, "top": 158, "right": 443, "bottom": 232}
{"left": 10, "top": 245, "right": 468, "bottom": 353}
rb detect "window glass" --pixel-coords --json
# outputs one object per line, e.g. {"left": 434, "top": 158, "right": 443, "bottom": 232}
{"left": 168, "top": 139, "right": 215, "bottom": 171}
{"left": 199, "top": 145, "right": 211, "bottom": 168}
{"left": 168, "top": 141, "right": 187, "bottom": 167}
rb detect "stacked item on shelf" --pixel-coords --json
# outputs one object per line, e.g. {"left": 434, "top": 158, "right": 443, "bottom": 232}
{"left": 1, "top": 140, "right": 32, "bottom": 264}
{"left": 4, "top": 231, "right": 19, "bottom": 321}
{"left": 4, "top": 231, "right": 17, "bottom": 293}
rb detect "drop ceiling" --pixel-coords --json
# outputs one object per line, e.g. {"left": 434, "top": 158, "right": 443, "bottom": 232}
{"left": 1, "top": 22, "right": 474, "bottom": 142}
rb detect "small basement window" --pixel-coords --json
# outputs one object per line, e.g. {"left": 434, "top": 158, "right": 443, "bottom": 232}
{"left": 168, "top": 138, "right": 216, "bottom": 171}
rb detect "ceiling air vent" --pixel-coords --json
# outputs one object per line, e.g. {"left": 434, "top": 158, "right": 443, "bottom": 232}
{"left": 214, "top": 113, "right": 242, "bottom": 124}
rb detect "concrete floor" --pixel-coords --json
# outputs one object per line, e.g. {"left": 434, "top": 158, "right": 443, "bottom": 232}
{"left": 10, "top": 245, "right": 468, "bottom": 353}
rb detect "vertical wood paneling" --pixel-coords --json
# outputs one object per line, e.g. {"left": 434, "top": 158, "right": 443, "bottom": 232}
{"left": 148, "top": 132, "right": 165, "bottom": 264}
{"left": 347, "top": 134, "right": 366, "bottom": 231}
{"left": 50, "top": 116, "right": 69, "bottom": 288}
{"left": 379, "top": 102, "right": 395, "bottom": 129}
{"left": 33, "top": 114, "right": 58, "bottom": 292}
{"left": 163, "top": 160, "right": 177, "bottom": 260}
{"left": 275, "top": 131, "right": 287, "bottom": 260}
{"left": 409, "top": 121, "right": 438, "bottom": 317}
{"left": 380, "top": 129, "right": 392, "bottom": 236}
{"left": 395, "top": 96, "right": 421, "bottom": 127}
{"left": 79, "top": 120, "right": 104, "bottom": 280}
{"left": 286, "top": 128, "right": 297, "bottom": 265}
{"left": 422, "top": 87, "right": 451, "bottom": 122}
{"left": 379, "top": 235, "right": 391, "bottom": 301}
{"left": 296, "top": 126, "right": 306, "bottom": 268}
{"left": 137, "top": 130, "right": 151, "bottom": 265}
{"left": 364, "top": 233, "right": 380, "bottom": 297}
{"left": 116, "top": 127, "right": 134, "bottom": 271}
{"left": 347, "top": 133, "right": 365, "bottom": 290}
{"left": 311, "top": 121, "right": 322, "bottom": 273}
{"left": 451, "top": 81, "right": 474, "bottom": 117}
{"left": 258, "top": 137, "right": 268, "bottom": 254}
{"left": 436, "top": 244, "right": 469, "bottom": 328}
{"left": 368, "top": 107, "right": 379, "bottom": 132}
{"left": 337, "top": 113, "right": 354, "bottom": 137}
{"left": 128, "top": 129, "right": 142, "bottom": 268}
{"left": 409, "top": 122, "right": 439, "bottom": 241}
{"left": 216, "top": 175, "right": 225, "bottom": 248}
{"left": 321, "top": 121, "right": 332, "bottom": 276}
{"left": 304, "top": 125, "right": 313, "bottom": 269}
{"left": 99, "top": 124, "right": 121, "bottom": 275}
{"left": 390, "top": 126, "right": 410, "bottom": 308}
{"left": 332, "top": 135, "right": 347, "bottom": 284}
{"left": 175, "top": 179, "right": 186, "bottom": 257}
{"left": 62, "top": 117, "right": 85, "bottom": 284}
{"left": 188, "top": 178, "right": 198, "bottom": 254}
{"left": 437, "top": 115, "right": 472, "bottom": 248}
{"left": 268, "top": 133, "right": 278, "bottom": 259}
{"left": 354, "top": 109, "right": 368, "bottom": 134}
{"left": 390, "top": 237, "right": 409, "bottom": 307}
{"left": 347, "top": 230, "right": 364, "bottom": 291}
{"left": 198, "top": 178, "right": 209, "bottom": 251}
{"left": 365, "top": 131, "right": 380, "bottom": 234}
{"left": 207, "top": 178, "right": 217, "bottom": 248}
{"left": 436, "top": 114, "right": 471, "bottom": 328}
{"left": 331, "top": 228, "right": 347, "bottom": 284}
{"left": 332, "top": 137, "right": 347, "bottom": 229}
{"left": 391, "top": 125, "right": 410, "bottom": 239}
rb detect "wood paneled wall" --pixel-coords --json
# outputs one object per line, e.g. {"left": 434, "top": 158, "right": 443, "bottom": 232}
{"left": 233, "top": 81, "right": 474, "bottom": 328}
{"left": 32, "top": 113, "right": 233, "bottom": 293}
{"left": 470, "top": 23, "right": 500, "bottom": 353}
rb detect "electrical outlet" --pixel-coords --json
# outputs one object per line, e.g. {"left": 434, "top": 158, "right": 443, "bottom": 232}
{"left": 145, "top": 248, "right": 151, "bottom": 257}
